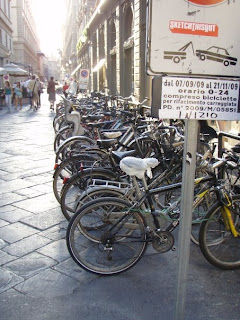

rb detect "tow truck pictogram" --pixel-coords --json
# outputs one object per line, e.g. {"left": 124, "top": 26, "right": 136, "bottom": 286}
{"left": 164, "top": 41, "right": 194, "bottom": 63}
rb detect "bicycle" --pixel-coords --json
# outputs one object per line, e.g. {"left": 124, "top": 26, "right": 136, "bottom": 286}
{"left": 65, "top": 154, "right": 236, "bottom": 275}
{"left": 199, "top": 189, "right": 240, "bottom": 270}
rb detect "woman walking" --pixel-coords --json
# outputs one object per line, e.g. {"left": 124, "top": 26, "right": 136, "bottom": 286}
{"left": 4, "top": 81, "right": 13, "bottom": 112}
{"left": 14, "top": 82, "right": 23, "bottom": 110}
{"left": 47, "top": 76, "right": 56, "bottom": 110}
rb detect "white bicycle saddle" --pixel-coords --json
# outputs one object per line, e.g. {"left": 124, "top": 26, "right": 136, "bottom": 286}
{"left": 120, "top": 157, "right": 159, "bottom": 179}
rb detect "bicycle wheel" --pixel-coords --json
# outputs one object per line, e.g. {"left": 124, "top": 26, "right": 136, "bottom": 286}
{"left": 54, "top": 125, "right": 74, "bottom": 152}
{"left": 75, "top": 187, "right": 127, "bottom": 210}
{"left": 53, "top": 114, "right": 68, "bottom": 134}
{"left": 66, "top": 197, "right": 147, "bottom": 275}
{"left": 55, "top": 136, "right": 96, "bottom": 163}
{"left": 60, "top": 169, "right": 120, "bottom": 220}
{"left": 199, "top": 195, "right": 240, "bottom": 270}
{"left": 53, "top": 154, "right": 97, "bottom": 203}
{"left": 191, "top": 191, "right": 216, "bottom": 245}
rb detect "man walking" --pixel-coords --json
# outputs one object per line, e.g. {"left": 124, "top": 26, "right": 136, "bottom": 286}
{"left": 27, "top": 75, "right": 39, "bottom": 111}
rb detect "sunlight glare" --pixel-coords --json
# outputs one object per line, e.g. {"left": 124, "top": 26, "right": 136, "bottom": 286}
{"left": 32, "top": 0, "right": 66, "bottom": 56}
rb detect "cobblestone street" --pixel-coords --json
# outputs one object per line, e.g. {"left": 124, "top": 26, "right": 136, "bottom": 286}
{"left": 0, "top": 92, "right": 240, "bottom": 320}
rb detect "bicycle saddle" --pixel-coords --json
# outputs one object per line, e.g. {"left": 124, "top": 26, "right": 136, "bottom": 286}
{"left": 120, "top": 157, "right": 159, "bottom": 179}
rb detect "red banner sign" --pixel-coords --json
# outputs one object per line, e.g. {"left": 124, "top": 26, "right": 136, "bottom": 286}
{"left": 186, "top": 0, "right": 226, "bottom": 5}
{"left": 169, "top": 20, "right": 218, "bottom": 37}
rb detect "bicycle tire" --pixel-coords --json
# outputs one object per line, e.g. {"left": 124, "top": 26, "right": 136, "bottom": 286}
{"left": 53, "top": 114, "right": 68, "bottom": 134}
{"left": 66, "top": 197, "right": 147, "bottom": 275}
{"left": 54, "top": 125, "right": 74, "bottom": 152}
{"left": 75, "top": 187, "right": 127, "bottom": 210}
{"left": 53, "top": 154, "right": 98, "bottom": 203}
{"left": 60, "top": 168, "right": 120, "bottom": 220}
{"left": 199, "top": 195, "right": 240, "bottom": 270}
{"left": 55, "top": 136, "right": 96, "bottom": 163}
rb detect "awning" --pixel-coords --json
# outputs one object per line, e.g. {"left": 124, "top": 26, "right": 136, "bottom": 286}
{"left": 71, "top": 63, "right": 81, "bottom": 76}
{"left": 92, "top": 59, "right": 106, "bottom": 72}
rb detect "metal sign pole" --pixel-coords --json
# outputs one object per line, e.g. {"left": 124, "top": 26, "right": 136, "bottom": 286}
{"left": 174, "top": 119, "right": 198, "bottom": 320}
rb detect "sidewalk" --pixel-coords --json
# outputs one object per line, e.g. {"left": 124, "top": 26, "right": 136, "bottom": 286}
{"left": 0, "top": 93, "right": 240, "bottom": 320}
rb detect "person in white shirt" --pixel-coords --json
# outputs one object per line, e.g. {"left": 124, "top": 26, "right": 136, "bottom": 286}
{"left": 68, "top": 79, "right": 78, "bottom": 95}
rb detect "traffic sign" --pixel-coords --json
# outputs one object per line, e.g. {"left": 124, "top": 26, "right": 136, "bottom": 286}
{"left": 147, "top": 0, "right": 240, "bottom": 77}
{"left": 79, "top": 69, "right": 89, "bottom": 89}
{"left": 80, "top": 69, "right": 89, "bottom": 78}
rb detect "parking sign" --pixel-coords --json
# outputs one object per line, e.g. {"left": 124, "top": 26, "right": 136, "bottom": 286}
{"left": 79, "top": 69, "right": 89, "bottom": 89}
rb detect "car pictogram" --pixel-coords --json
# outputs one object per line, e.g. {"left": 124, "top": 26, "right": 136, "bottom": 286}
{"left": 195, "top": 46, "right": 237, "bottom": 66}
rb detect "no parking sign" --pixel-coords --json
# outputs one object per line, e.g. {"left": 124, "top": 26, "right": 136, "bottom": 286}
{"left": 79, "top": 69, "right": 89, "bottom": 90}
{"left": 3, "top": 74, "right": 9, "bottom": 82}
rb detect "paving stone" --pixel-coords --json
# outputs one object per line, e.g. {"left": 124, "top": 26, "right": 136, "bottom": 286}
{"left": 0, "top": 192, "right": 27, "bottom": 207}
{"left": 0, "top": 222, "right": 39, "bottom": 244}
{"left": 41, "top": 225, "right": 66, "bottom": 241}
{"left": 24, "top": 174, "right": 54, "bottom": 185}
{"left": 14, "top": 187, "right": 44, "bottom": 198}
{"left": 0, "top": 172, "right": 34, "bottom": 181}
{"left": 30, "top": 183, "right": 53, "bottom": 194}
{"left": 0, "top": 179, "right": 36, "bottom": 194}
{"left": 0, "top": 268, "right": 24, "bottom": 294}
{"left": 21, "top": 208, "right": 64, "bottom": 231}
{"left": 29, "top": 167, "right": 52, "bottom": 175}
{"left": 0, "top": 170, "right": 9, "bottom": 176}
{"left": 0, "top": 165, "right": 27, "bottom": 174}
{"left": 13, "top": 193, "right": 59, "bottom": 213}
{"left": 0, "top": 239, "right": 7, "bottom": 249}
{"left": 14, "top": 268, "right": 80, "bottom": 297}
{"left": 0, "top": 153, "right": 14, "bottom": 161}
{"left": 4, "top": 252, "right": 57, "bottom": 279}
{"left": 31, "top": 158, "right": 53, "bottom": 168}
{"left": 0, "top": 219, "right": 9, "bottom": 228}
{"left": 2, "top": 234, "right": 52, "bottom": 257}
{"left": 26, "top": 174, "right": 53, "bottom": 185}
{"left": 0, "top": 206, "right": 34, "bottom": 223}
{"left": 53, "top": 257, "right": 98, "bottom": 282}
{"left": 0, "top": 250, "right": 17, "bottom": 265}
{"left": 37, "top": 239, "right": 70, "bottom": 262}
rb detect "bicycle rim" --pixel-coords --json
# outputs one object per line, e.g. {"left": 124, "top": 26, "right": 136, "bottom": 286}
{"left": 60, "top": 170, "right": 120, "bottom": 220}
{"left": 199, "top": 195, "right": 240, "bottom": 269}
{"left": 53, "top": 155, "right": 98, "bottom": 203}
{"left": 66, "top": 197, "right": 147, "bottom": 275}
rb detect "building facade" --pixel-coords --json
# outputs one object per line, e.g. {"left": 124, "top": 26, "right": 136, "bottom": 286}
{"left": 75, "top": 0, "right": 150, "bottom": 102}
{"left": 10, "top": 0, "right": 40, "bottom": 76}
{"left": 0, "top": 0, "right": 13, "bottom": 67}
{"left": 61, "top": 0, "right": 79, "bottom": 80}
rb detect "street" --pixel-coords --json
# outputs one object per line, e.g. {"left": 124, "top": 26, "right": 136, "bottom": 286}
{"left": 0, "top": 91, "right": 239, "bottom": 320}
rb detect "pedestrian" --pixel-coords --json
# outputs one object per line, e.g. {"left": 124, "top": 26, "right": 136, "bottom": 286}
{"left": 68, "top": 78, "right": 78, "bottom": 96}
{"left": 47, "top": 76, "right": 56, "bottom": 110}
{"left": 24, "top": 77, "right": 32, "bottom": 108}
{"left": 3, "top": 81, "right": 13, "bottom": 112}
{"left": 36, "top": 78, "right": 43, "bottom": 107}
{"left": 14, "top": 82, "right": 23, "bottom": 110}
{"left": 27, "top": 75, "right": 39, "bottom": 111}
{"left": 63, "top": 81, "right": 69, "bottom": 98}
{"left": 12, "top": 82, "right": 17, "bottom": 105}
{"left": 0, "top": 88, "right": 5, "bottom": 110}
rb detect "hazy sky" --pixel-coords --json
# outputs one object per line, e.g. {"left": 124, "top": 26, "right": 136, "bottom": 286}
{"left": 32, "top": 0, "right": 66, "bottom": 57}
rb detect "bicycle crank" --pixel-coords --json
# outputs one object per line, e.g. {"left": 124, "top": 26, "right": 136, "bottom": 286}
{"left": 152, "top": 231, "right": 174, "bottom": 253}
